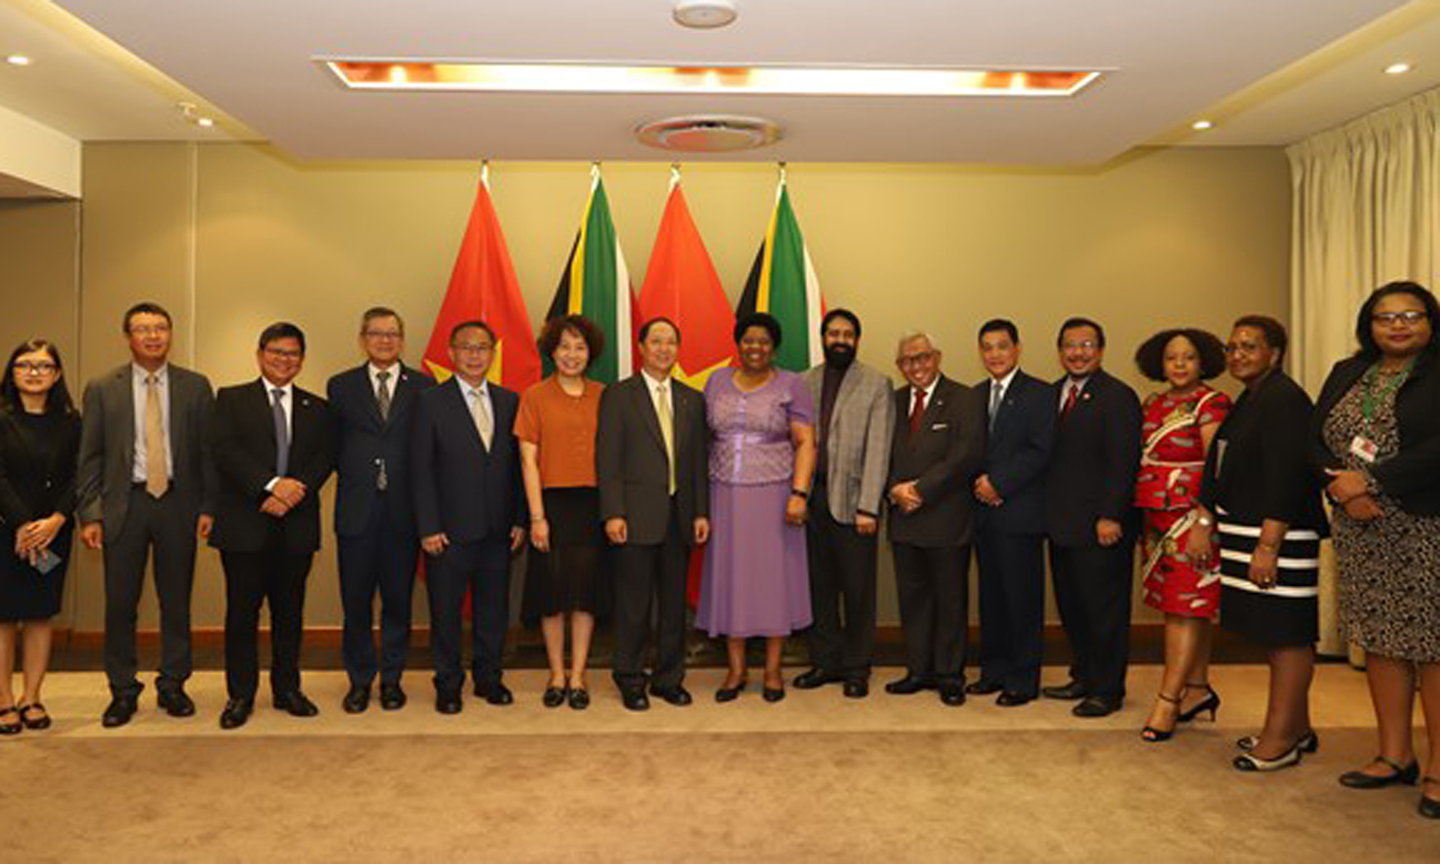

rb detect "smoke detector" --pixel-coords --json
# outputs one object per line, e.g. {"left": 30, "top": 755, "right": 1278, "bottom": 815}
{"left": 673, "top": 0, "right": 739, "bottom": 29}
{"left": 636, "top": 115, "right": 781, "bottom": 152}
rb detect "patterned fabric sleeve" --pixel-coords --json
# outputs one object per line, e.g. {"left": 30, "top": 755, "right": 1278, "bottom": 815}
{"left": 1198, "top": 390, "right": 1232, "bottom": 427}
{"left": 785, "top": 372, "right": 816, "bottom": 426}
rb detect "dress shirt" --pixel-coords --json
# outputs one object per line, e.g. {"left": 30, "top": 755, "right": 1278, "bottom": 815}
{"left": 131, "top": 362, "right": 173, "bottom": 484}
{"left": 368, "top": 362, "right": 399, "bottom": 406}
{"left": 640, "top": 368, "right": 674, "bottom": 421}
{"left": 908, "top": 376, "right": 940, "bottom": 418}
{"left": 460, "top": 377, "right": 493, "bottom": 444}
{"left": 263, "top": 379, "right": 295, "bottom": 491}
{"left": 1058, "top": 374, "right": 1090, "bottom": 413}
{"left": 988, "top": 367, "right": 1019, "bottom": 429}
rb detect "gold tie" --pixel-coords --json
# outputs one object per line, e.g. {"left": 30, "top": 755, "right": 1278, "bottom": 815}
{"left": 657, "top": 384, "right": 675, "bottom": 495}
{"left": 144, "top": 373, "right": 169, "bottom": 498}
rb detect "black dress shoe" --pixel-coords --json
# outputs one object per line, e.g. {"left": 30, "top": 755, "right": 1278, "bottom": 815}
{"left": 274, "top": 690, "right": 320, "bottom": 718}
{"left": 1042, "top": 681, "right": 1089, "bottom": 701}
{"left": 650, "top": 685, "right": 693, "bottom": 707}
{"left": 102, "top": 695, "right": 138, "bottom": 728}
{"left": 996, "top": 691, "right": 1034, "bottom": 707}
{"left": 342, "top": 685, "right": 371, "bottom": 714}
{"left": 793, "top": 668, "right": 842, "bottom": 690}
{"left": 939, "top": 684, "right": 967, "bottom": 707}
{"left": 884, "top": 675, "right": 932, "bottom": 695}
{"left": 475, "top": 681, "right": 514, "bottom": 706}
{"left": 435, "top": 689, "right": 463, "bottom": 715}
{"left": 1072, "top": 695, "right": 1122, "bottom": 718}
{"left": 219, "top": 698, "right": 253, "bottom": 730}
{"left": 965, "top": 681, "right": 1003, "bottom": 696}
{"left": 542, "top": 686, "right": 567, "bottom": 709}
{"left": 762, "top": 685, "right": 786, "bottom": 703}
{"left": 568, "top": 687, "right": 590, "bottom": 711}
{"left": 621, "top": 687, "right": 650, "bottom": 711}
{"left": 157, "top": 688, "right": 196, "bottom": 718}
{"left": 379, "top": 683, "right": 406, "bottom": 711}
{"left": 1339, "top": 756, "right": 1420, "bottom": 789}
{"left": 843, "top": 679, "right": 869, "bottom": 699}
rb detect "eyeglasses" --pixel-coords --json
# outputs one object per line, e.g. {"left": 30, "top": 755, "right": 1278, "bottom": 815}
{"left": 12, "top": 361, "right": 57, "bottom": 375}
{"left": 263, "top": 347, "right": 303, "bottom": 360}
{"left": 1061, "top": 341, "right": 1099, "bottom": 352}
{"left": 1224, "top": 341, "right": 1266, "bottom": 355}
{"left": 1372, "top": 310, "right": 1429, "bottom": 327}
{"left": 897, "top": 351, "right": 936, "bottom": 367}
{"left": 452, "top": 343, "right": 494, "bottom": 355}
{"left": 128, "top": 325, "right": 170, "bottom": 336}
{"left": 363, "top": 329, "right": 403, "bottom": 340}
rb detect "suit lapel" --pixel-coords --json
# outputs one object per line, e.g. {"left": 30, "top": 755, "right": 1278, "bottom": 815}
{"left": 830, "top": 366, "right": 861, "bottom": 438}
{"left": 446, "top": 378, "right": 489, "bottom": 457}
{"left": 634, "top": 378, "right": 667, "bottom": 453}
{"left": 116, "top": 367, "right": 136, "bottom": 466}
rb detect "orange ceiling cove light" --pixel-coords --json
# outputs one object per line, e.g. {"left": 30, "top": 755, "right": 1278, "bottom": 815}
{"left": 322, "top": 60, "right": 1101, "bottom": 98}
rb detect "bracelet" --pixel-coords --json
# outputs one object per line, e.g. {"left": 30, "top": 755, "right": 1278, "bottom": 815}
{"left": 790, "top": 488, "right": 808, "bottom": 500}
{"left": 531, "top": 514, "right": 547, "bottom": 523}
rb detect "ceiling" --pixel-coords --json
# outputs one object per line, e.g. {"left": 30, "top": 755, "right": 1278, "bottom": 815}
{"left": 2, "top": 0, "right": 1439, "bottom": 164}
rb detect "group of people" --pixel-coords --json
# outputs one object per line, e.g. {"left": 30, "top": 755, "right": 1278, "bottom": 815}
{"left": 1, "top": 284, "right": 1436, "bottom": 819}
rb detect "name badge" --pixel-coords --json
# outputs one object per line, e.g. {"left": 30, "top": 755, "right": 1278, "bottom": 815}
{"left": 1349, "top": 435, "right": 1379, "bottom": 464}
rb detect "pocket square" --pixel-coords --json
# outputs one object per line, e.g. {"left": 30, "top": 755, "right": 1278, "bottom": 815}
{"left": 930, "top": 422, "right": 949, "bottom": 430}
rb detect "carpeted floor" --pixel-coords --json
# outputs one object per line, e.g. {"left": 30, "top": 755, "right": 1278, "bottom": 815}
{"left": 4, "top": 666, "right": 1435, "bottom": 862}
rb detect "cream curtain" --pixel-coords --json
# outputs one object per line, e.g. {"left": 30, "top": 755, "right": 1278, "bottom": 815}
{"left": 1288, "top": 86, "right": 1440, "bottom": 656}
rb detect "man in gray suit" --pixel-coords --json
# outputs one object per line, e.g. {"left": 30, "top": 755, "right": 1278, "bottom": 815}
{"left": 794, "top": 309, "right": 895, "bottom": 698}
{"left": 78, "top": 302, "right": 214, "bottom": 728}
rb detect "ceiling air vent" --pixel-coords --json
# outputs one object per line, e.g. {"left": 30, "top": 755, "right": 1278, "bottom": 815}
{"left": 635, "top": 115, "right": 782, "bottom": 152}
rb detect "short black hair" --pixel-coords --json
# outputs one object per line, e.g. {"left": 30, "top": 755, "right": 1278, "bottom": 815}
{"left": 449, "top": 320, "right": 496, "bottom": 346}
{"left": 1231, "top": 315, "right": 1287, "bottom": 361}
{"left": 734, "top": 312, "right": 783, "bottom": 348}
{"left": 1134, "top": 328, "right": 1227, "bottom": 382}
{"left": 821, "top": 308, "right": 861, "bottom": 340}
{"left": 537, "top": 314, "right": 605, "bottom": 369}
{"left": 1057, "top": 316, "right": 1106, "bottom": 348}
{"left": 978, "top": 318, "right": 1020, "bottom": 344}
{"left": 360, "top": 306, "right": 404, "bottom": 334}
{"left": 1355, "top": 280, "right": 1438, "bottom": 361}
{"left": 638, "top": 317, "right": 681, "bottom": 344}
{"left": 123, "top": 302, "right": 172, "bottom": 334}
{"left": 258, "top": 322, "right": 306, "bottom": 354}
{"left": 2, "top": 339, "right": 75, "bottom": 416}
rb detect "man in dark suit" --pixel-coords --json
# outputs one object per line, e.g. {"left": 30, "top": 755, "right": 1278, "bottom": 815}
{"left": 968, "top": 319, "right": 1056, "bottom": 707}
{"left": 795, "top": 309, "right": 894, "bottom": 698}
{"left": 1043, "top": 316, "right": 1142, "bottom": 718}
{"left": 77, "top": 301, "right": 215, "bottom": 728}
{"left": 411, "top": 320, "right": 527, "bottom": 715}
{"left": 326, "top": 307, "right": 433, "bottom": 713}
{"left": 596, "top": 317, "right": 710, "bottom": 711}
{"left": 885, "top": 331, "right": 986, "bottom": 706}
{"left": 209, "top": 322, "right": 335, "bottom": 730}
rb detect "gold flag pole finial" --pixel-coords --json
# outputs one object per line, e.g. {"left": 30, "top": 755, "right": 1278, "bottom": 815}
{"left": 481, "top": 159, "right": 490, "bottom": 187}
{"left": 778, "top": 161, "right": 788, "bottom": 186}
{"left": 670, "top": 162, "right": 682, "bottom": 190}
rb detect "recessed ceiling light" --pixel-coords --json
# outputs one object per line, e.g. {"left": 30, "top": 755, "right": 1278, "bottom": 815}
{"left": 5, "top": 54, "right": 33, "bottom": 66}
{"left": 673, "top": 0, "right": 738, "bottom": 29}
{"left": 1191, "top": 120, "right": 1214, "bottom": 131}
{"left": 196, "top": 117, "right": 215, "bottom": 128}
{"left": 1384, "top": 62, "right": 1412, "bottom": 75}
{"left": 323, "top": 60, "right": 1103, "bottom": 98}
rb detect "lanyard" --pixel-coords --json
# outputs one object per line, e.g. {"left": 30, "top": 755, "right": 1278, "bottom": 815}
{"left": 1360, "top": 358, "right": 1415, "bottom": 424}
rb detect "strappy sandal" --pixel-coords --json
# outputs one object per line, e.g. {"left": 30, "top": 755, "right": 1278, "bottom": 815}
{"left": 1141, "top": 691, "right": 1182, "bottom": 742}
{"left": 18, "top": 702, "right": 51, "bottom": 730}
{"left": 0, "top": 705, "right": 21, "bottom": 736}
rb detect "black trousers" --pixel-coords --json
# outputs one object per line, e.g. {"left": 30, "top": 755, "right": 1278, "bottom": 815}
{"left": 427, "top": 536, "right": 509, "bottom": 694}
{"left": 221, "top": 527, "right": 314, "bottom": 700}
{"left": 611, "top": 499, "right": 689, "bottom": 691}
{"left": 975, "top": 527, "right": 1046, "bottom": 698}
{"left": 103, "top": 486, "right": 198, "bottom": 698}
{"left": 803, "top": 481, "right": 877, "bottom": 681}
{"left": 892, "top": 542, "right": 970, "bottom": 683}
{"left": 1049, "top": 541, "right": 1135, "bottom": 700}
{"left": 337, "top": 492, "right": 417, "bottom": 688}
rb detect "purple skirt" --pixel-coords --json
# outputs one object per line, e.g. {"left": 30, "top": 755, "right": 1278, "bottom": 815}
{"left": 695, "top": 480, "right": 811, "bottom": 638}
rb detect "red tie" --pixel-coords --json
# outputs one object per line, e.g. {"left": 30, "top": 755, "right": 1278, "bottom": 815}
{"left": 1060, "top": 381, "right": 1079, "bottom": 419}
{"left": 909, "top": 388, "right": 927, "bottom": 436}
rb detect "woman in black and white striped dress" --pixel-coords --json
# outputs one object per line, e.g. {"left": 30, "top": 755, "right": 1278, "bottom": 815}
{"left": 1188, "top": 316, "right": 1327, "bottom": 772}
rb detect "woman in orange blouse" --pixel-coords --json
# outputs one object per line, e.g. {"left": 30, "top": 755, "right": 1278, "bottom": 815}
{"left": 516, "top": 315, "right": 607, "bottom": 710}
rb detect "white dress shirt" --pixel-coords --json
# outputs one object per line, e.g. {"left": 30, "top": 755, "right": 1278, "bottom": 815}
{"left": 131, "top": 362, "right": 173, "bottom": 484}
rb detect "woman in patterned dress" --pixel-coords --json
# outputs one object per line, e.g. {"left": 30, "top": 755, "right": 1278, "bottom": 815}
{"left": 1132, "top": 329, "right": 1231, "bottom": 742}
{"left": 1316, "top": 281, "right": 1440, "bottom": 820}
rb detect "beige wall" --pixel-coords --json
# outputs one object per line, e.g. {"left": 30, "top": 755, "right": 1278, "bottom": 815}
{"left": 56, "top": 142, "right": 1290, "bottom": 631}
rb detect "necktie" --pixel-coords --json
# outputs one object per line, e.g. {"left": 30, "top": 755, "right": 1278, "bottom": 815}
{"left": 144, "top": 373, "right": 169, "bottom": 498}
{"left": 471, "top": 388, "right": 493, "bottom": 451}
{"left": 988, "top": 380, "right": 1003, "bottom": 432}
{"left": 375, "top": 370, "right": 391, "bottom": 422}
{"left": 909, "top": 387, "right": 927, "bottom": 437}
{"left": 1060, "top": 381, "right": 1079, "bottom": 419}
{"left": 657, "top": 384, "right": 676, "bottom": 495}
{"left": 271, "top": 387, "right": 289, "bottom": 476}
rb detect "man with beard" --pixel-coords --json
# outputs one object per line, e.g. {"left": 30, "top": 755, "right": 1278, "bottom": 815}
{"left": 795, "top": 310, "right": 895, "bottom": 698}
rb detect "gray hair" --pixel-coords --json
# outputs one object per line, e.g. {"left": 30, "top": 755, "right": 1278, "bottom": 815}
{"left": 896, "top": 330, "right": 941, "bottom": 356}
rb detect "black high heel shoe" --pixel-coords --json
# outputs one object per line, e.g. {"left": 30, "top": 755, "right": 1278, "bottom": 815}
{"left": 1420, "top": 778, "right": 1440, "bottom": 820}
{"left": 715, "top": 677, "right": 748, "bottom": 703}
{"left": 1176, "top": 683, "right": 1220, "bottom": 723}
{"left": 1141, "top": 692, "right": 1182, "bottom": 743}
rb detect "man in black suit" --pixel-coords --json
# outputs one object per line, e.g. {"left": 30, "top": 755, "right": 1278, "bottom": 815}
{"left": 968, "top": 319, "right": 1056, "bottom": 707}
{"left": 885, "top": 332, "right": 986, "bottom": 706}
{"left": 77, "top": 301, "right": 215, "bottom": 728}
{"left": 210, "top": 322, "right": 335, "bottom": 730}
{"left": 1042, "top": 317, "right": 1142, "bottom": 718}
{"left": 326, "top": 307, "right": 433, "bottom": 713}
{"left": 596, "top": 317, "right": 710, "bottom": 712}
{"left": 411, "top": 320, "right": 526, "bottom": 715}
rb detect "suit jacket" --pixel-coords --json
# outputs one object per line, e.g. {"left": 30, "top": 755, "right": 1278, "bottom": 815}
{"left": 886, "top": 375, "right": 986, "bottom": 547}
{"left": 76, "top": 363, "right": 215, "bottom": 533}
{"left": 1312, "top": 351, "right": 1440, "bottom": 516}
{"left": 1044, "top": 368, "right": 1143, "bottom": 548}
{"left": 595, "top": 373, "right": 709, "bottom": 546}
{"left": 804, "top": 361, "right": 895, "bottom": 523}
{"left": 977, "top": 370, "right": 1056, "bottom": 535}
{"left": 0, "top": 408, "right": 81, "bottom": 530}
{"left": 208, "top": 379, "right": 335, "bottom": 554}
{"left": 411, "top": 377, "right": 526, "bottom": 543}
{"left": 326, "top": 363, "right": 433, "bottom": 537}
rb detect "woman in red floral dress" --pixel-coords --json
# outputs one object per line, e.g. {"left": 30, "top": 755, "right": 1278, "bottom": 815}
{"left": 1133, "top": 328, "right": 1231, "bottom": 742}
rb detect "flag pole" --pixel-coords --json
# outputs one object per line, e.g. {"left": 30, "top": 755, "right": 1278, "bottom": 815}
{"left": 480, "top": 158, "right": 490, "bottom": 187}
{"left": 669, "top": 162, "right": 681, "bottom": 191}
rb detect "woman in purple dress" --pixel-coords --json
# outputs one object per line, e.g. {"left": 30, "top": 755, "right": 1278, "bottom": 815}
{"left": 696, "top": 313, "right": 816, "bottom": 703}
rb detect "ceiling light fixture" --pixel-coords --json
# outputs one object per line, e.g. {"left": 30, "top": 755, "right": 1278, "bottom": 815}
{"left": 177, "top": 101, "right": 216, "bottom": 129}
{"left": 1384, "top": 62, "right": 1412, "bottom": 75}
{"left": 1191, "top": 120, "right": 1214, "bottom": 131}
{"left": 673, "top": 0, "right": 739, "bottom": 29}
{"left": 323, "top": 60, "right": 1101, "bottom": 98}
{"left": 5, "top": 54, "right": 33, "bottom": 66}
